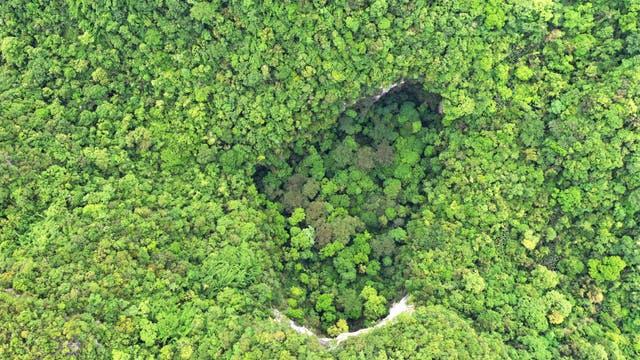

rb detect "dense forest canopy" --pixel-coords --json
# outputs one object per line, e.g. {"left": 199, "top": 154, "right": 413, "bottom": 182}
{"left": 0, "top": 0, "right": 639, "bottom": 358}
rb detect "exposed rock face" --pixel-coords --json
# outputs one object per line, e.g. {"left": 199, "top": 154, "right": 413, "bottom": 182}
{"left": 273, "top": 295, "right": 414, "bottom": 349}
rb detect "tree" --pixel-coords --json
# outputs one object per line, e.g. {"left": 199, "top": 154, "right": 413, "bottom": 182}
{"left": 463, "top": 271, "right": 486, "bottom": 294}
{"left": 290, "top": 226, "right": 315, "bottom": 250}
{"left": 189, "top": 2, "right": 220, "bottom": 23}
{"left": 531, "top": 265, "right": 560, "bottom": 290}
{"left": 288, "top": 208, "right": 306, "bottom": 226}
{"left": 327, "top": 319, "right": 349, "bottom": 337}
{"left": 544, "top": 290, "right": 572, "bottom": 325}
{"left": 360, "top": 286, "right": 387, "bottom": 321}
{"left": 588, "top": 256, "right": 627, "bottom": 282}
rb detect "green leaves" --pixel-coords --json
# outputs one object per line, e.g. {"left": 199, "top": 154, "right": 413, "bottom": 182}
{"left": 514, "top": 65, "right": 534, "bottom": 81}
{"left": 288, "top": 208, "right": 306, "bottom": 226}
{"left": 544, "top": 290, "right": 572, "bottom": 325}
{"left": 398, "top": 102, "right": 420, "bottom": 124}
{"left": 0, "top": 36, "right": 28, "bottom": 67}
{"left": 360, "top": 285, "right": 387, "bottom": 321}
{"left": 588, "top": 256, "right": 627, "bottom": 282}
{"left": 189, "top": 2, "right": 220, "bottom": 23}
{"left": 1, "top": 0, "right": 639, "bottom": 358}
{"left": 316, "top": 293, "right": 335, "bottom": 313}
{"left": 200, "top": 243, "right": 262, "bottom": 294}
{"left": 557, "top": 186, "right": 583, "bottom": 215}
{"left": 463, "top": 271, "right": 486, "bottom": 294}
{"left": 290, "top": 226, "right": 315, "bottom": 250}
{"left": 139, "top": 319, "right": 157, "bottom": 347}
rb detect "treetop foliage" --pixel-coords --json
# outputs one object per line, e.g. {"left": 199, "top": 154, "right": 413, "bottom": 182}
{"left": 1, "top": 0, "right": 639, "bottom": 358}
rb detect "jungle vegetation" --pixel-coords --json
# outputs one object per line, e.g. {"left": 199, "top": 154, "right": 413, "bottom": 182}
{"left": 0, "top": 0, "right": 639, "bottom": 359}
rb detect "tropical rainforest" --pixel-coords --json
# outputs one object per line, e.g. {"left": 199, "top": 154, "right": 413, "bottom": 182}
{"left": 1, "top": 0, "right": 639, "bottom": 359}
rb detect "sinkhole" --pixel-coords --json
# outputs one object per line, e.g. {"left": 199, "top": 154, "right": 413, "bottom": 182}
{"left": 255, "top": 81, "right": 443, "bottom": 336}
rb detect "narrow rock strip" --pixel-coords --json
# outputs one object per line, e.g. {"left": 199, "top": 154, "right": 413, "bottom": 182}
{"left": 371, "top": 80, "right": 406, "bottom": 103}
{"left": 273, "top": 295, "right": 414, "bottom": 349}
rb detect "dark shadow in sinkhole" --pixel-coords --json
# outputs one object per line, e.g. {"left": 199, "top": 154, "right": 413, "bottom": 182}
{"left": 254, "top": 82, "right": 443, "bottom": 335}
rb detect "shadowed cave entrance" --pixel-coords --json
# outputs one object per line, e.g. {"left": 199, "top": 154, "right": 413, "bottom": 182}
{"left": 255, "top": 82, "right": 442, "bottom": 336}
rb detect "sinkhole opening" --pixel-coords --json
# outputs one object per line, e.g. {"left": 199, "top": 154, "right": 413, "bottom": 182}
{"left": 255, "top": 82, "right": 443, "bottom": 336}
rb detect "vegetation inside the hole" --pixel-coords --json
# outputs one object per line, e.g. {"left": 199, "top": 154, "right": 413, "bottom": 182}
{"left": 258, "top": 86, "right": 443, "bottom": 335}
